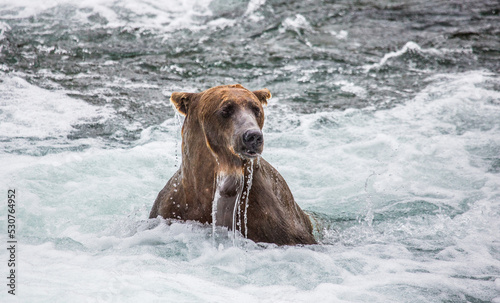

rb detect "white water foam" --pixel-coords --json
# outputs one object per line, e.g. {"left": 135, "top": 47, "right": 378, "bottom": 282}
{"left": 0, "top": 75, "right": 111, "bottom": 140}
{"left": 0, "top": 0, "right": 213, "bottom": 35}
{"left": 0, "top": 0, "right": 267, "bottom": 34}
{"left": 364, "top": 41, "right": 439, "bottom": 71}
{"left": 270, "top": 74, "right": 499, "bottom": 228}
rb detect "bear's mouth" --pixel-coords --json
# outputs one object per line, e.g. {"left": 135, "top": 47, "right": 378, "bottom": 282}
{"left": 241, "top": 150, "right": 260, "bottom": 159}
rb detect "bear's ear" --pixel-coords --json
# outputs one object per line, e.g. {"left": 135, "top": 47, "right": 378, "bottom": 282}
{"left": 170, "top": 92, "right": 196, "bottom": 116}
{"left": 252, "top": 88, "right": 272, "bottom": 106}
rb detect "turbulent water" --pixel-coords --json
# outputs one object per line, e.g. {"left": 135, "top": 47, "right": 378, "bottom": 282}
{"left": 1, "top": 0, "right": 500, "bottom": 302}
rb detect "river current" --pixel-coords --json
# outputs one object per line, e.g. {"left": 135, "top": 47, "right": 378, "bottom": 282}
{"left": 1, "top": 0, "right": 499, "bottom": 302}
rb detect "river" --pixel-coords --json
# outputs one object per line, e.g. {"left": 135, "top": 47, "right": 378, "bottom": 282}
{"left": 1, "top": 0, "right": 499, "bottom": 302}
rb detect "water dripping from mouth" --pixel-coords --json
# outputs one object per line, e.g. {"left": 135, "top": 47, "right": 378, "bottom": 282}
{"left": 231, "top": 173, "right": 245, "bottom": 245}
{"left": 233, "top": 158, "right": 255, "bottom": 242}
{"left": 211, "top": 158, "right": 256, "bottom": 245}
{"left": 243, "top": 158, "right": 255, "bottom": 239}
{"left": 211, "top": 168, "right": 222, "bottom": 242}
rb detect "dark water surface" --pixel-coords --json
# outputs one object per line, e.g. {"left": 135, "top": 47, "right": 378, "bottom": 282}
{"left": 1, "top": 0, "right": 498, "bottom": 146}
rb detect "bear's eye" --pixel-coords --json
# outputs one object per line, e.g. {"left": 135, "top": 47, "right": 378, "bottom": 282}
{"left": 251, "top": 105, "right": 261, "bottom": 118}
{"left": 220, "top": 104, "right": 234, "bottom": 118}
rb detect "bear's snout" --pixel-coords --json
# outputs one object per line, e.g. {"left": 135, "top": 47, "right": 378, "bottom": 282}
{"left": 241, "top": 129, "right": 263, "bottom": 157}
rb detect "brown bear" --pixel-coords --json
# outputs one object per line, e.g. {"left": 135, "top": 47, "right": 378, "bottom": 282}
{"left": 149, "top": 84, "right": 316, "bottom": 245}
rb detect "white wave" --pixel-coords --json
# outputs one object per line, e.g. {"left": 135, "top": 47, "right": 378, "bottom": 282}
{"left": 330, "top": 29, "right": 348, "bottom": 40}
{"left": 363, "top": 41, "right": 441, "bottom": 71}
{"left": 334, "top": 80, "right": 367, "bottom": 97}
{"left": 0, "top": 75, "right": 111, "bottom": 139}
{"left": 0, "top": 0, "right": 214, "bottom": 32}
{"left": 264, "top": 71, "right": 500, "bottom": 214}
{"left": 280, "top": 14, "right": 313, "bottom": 34}
{"left": 362, "top": 41, "right": 475, "bottom": 72}
{"left": 244, "top": 0, "right": 265, "bottom": 15}
{"left": 206, "top": 17, "right": 237, "bottom": 30}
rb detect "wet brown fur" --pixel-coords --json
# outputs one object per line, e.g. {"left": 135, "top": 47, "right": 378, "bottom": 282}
{"left": 149, "top": 84, "right": 316, "bottom": 245}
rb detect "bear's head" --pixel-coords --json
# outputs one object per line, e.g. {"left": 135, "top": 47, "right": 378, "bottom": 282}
{"left": 170, "top": 84, "right": 271, "bottom": 173}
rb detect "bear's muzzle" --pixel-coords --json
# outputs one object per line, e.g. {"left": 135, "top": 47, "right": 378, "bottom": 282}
{"left": 241, "top": 129, "right": 263, "bottom": 158}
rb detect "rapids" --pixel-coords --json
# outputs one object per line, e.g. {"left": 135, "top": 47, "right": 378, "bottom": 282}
{"left": 1, "top": 0, "right": 499, "bottom": 302}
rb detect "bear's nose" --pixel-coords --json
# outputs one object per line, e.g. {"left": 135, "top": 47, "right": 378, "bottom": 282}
{"left": 242, "top": 130, "right": 263, "bottom": 152}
